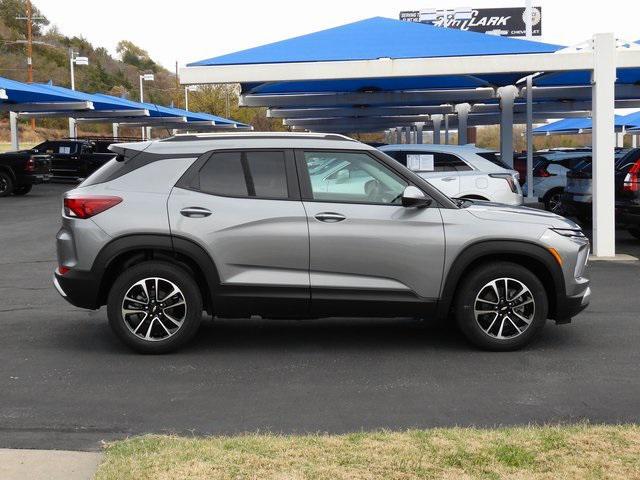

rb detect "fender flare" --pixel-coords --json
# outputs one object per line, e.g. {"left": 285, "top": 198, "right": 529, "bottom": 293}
{"left": 437, "top": 239, "right": 565, "bottom": 320}
{"left": 92, "top": 234, "right": 221, "bottom": 306}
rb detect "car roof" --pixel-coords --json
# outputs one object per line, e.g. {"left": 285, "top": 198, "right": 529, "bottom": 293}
{"left": 379, "top": 144, "right": 497, "bottom": 154}
{"left": 109, "top": 132, "right": 368, "bottom": 156}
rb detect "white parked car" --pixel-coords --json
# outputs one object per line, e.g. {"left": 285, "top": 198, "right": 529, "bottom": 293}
{"left": 379, "top": 144, "right": 523, "bottom": 205}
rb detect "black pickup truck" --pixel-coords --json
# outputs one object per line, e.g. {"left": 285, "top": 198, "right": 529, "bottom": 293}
{"left": 0, "top": 148, "right": 51, "bottom": 196}
{"left": 31, "top": 139, "right": 119, "bottom": 181}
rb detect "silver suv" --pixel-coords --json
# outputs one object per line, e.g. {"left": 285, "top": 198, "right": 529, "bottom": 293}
{"left": 54, "top": 132, "right": 591, "bottom": 353}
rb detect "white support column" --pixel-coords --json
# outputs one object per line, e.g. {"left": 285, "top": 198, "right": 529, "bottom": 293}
{"left": 592, "top": 33, "right": 616, "bottom": 257}
{"left": 444, "top": 114, "right": 450, "bottom": 144}
{"left": 633, "top": 135, "right": 638, "bottom": 148}
{"left": 455, "top": 103, "right": 471, "bottom": 145}
{"left": 10, "top": 111, "right": 19, "bottom": 151}
{"left": 68, "top": 118, "right": 77, "bottom": 139}
{"left": 498, "top": 85, "right": 518, "bottom": 168}
{"left": 112, "top": 123, "right": 119, "bottom": 139}
{"left": 416, "top": 122, "right": 424, "bottom": 144}
{"left": 145, "top": 126, "right": 152, "bottom": 140}
{"left": 432, "top": 114, "right": 442, "bottom": 144}
{"left": 395, "top": 127, "right": 402, "bottom": 144}
{"left": 616, "top": 132, "right": 624, "bottom": 148}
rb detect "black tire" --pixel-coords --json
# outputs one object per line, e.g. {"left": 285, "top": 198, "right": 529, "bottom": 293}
{"left": 454, "top": 262, "right": 548, "bottom": 351}
{"left": 543, "top": 188, "right": 564, "bottom": 215}
{"left": 628, "top": 227, "right": 640, "bottom": 240}
{"left": 0, "top": 171, "right": 14, "bottom": 197}
{"left": 107, "top": 261, "right": 203, "bottom": 354}
{"left": 12, "top": 184, "right": 32, "bottom": 196}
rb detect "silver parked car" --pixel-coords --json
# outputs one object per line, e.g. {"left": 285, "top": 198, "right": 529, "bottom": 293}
{"left": 54, "top": 133, "right": 591, "bottom": 353}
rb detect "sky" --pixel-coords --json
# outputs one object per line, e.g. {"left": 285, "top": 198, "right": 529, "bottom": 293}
{"left": 34, "top": 0, "right": 640, "bottom": 70}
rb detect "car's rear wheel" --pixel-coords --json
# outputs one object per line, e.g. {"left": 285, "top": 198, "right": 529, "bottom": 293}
{"left": 0, "top": 172, "right": 14, "bottom": 197}
{"left": 628, "top": 227, "right": 640, "bottom": 240}
{"left": 107, "top": 261, "right": 203, "bottom": 354}
{"left": 454, "top": 262, "right": 548, "bottom": 351}
{"left": 13, "top": 184, "right": 32, "bottom": 196}
{"left": 543, "top": 188, "right": 564, "bottom": 214}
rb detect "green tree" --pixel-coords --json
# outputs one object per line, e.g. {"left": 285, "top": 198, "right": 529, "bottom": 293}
{"left": 116, "top": 40, "right": 157, "bottom": 72}
{"left": 0, "top": 0, "right": 49, "bottom": 36}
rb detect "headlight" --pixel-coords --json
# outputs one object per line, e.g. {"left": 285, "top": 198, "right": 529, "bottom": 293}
{"left": 550, "top": 228, "right": 586, "bottom": 238}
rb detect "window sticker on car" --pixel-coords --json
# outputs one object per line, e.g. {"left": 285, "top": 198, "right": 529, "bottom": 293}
{"left": 407, "top": 154, "right": 434, "bottom": 172}
{"left": 59, "top": 147, "right": 71, "bottom": 154}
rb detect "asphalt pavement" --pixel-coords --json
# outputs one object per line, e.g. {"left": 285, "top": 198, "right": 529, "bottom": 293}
{"left": 1, "top": 183, "right": 639, "bottom": 451}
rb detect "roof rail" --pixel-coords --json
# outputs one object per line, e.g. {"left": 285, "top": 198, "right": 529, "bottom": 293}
{"left": 160, "top": 131, "right": 356, "bottom": 142}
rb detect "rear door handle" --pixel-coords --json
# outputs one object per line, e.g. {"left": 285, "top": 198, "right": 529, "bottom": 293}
{"left": 180, "top": 206, "right": 212, "bottom": 218}
{"left": 441, "top": 176, "right": 457, "bottom": 182}
{"left": 315, "top": 212, "right": 346, "bottom": 223}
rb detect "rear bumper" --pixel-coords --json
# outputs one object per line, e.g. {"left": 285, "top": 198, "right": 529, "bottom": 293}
{"left": 53, "top": 268, "right": 100, "bottom": 309}
{"left": 16, "top": 172, "right": 51, "bottom": 186}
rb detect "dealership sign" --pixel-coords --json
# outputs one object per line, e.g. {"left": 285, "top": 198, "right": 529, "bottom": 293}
{"left": 399, "top": 7, "right": 542, "bottom": 37}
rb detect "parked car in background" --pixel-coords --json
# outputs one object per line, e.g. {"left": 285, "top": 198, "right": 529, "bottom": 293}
{"left": 0, "top": 147, "right": 51, "bottom": 196}
{"left": 54, "top": 132, "right": 590, "bottom": 354}
{"left": 562, "top": 148, "right": 640, "bottom": 239}
{"left": 31, "top": 138, "right": 121, "bottom": 182}
{"left": 379, "top": 144, "right": 523, "bottom": 205}
{"left": 516, "top": 154, "right": 590, "bottom": 214}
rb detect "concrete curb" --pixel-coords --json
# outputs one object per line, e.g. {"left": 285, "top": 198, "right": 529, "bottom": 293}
{"left": 0, "top": 449, "right": 103, "bottom": 480}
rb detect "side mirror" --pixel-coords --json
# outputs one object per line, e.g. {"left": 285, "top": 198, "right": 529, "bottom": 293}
{"left": 401, "top": 186, "right": 432, "bottom": 208}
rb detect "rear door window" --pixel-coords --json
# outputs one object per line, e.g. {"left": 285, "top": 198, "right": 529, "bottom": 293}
{"left": 197, "top": 150, "right": 289, "bottom": 199}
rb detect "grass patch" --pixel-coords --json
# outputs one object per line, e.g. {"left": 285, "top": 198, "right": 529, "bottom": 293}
{"left": 95, "top": 424, "right": 640, "bottom": 480}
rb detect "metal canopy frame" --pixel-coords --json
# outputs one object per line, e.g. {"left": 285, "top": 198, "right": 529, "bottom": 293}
{"left": 180, "top": 27, "right": 640, "bottom": 257}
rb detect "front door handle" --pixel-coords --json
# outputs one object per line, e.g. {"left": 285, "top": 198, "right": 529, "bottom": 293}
{"left": 315, "top": 212, "right": 346, "bottom": 223}
{"left": 441, "top": 176, "right": 457, "bottom": 182}
{"left": 180, "top": 206, "right": 212, "bottom": 218}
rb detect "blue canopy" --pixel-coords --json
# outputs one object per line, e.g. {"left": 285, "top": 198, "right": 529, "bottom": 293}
{"left": 189, "top": 17, "right": 563, "bottom": 94}
{"left": 190, "top": 17, "right": 562, "bottom": 67}
{"left": 533, "top": 40, "right": 640, "bottom": 87}
{"left": 533, "top": 115, "right": 631, "bottom": 135}
{"left": 90, "top": 93, "right": 248, "bottom": 126}
{"left": 0, "top": 76, "right": 98, "bottom": 105}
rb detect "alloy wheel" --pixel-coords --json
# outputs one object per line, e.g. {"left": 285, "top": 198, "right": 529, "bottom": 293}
{"left": 548, "top": 193, "right": 564, "bottom": 214}
{"left": 0, "top": 177, "right": 8, "bottom": 193}
{"left": 473, "top": 277, "right": 535, "bottom": 340}
{"left": 121, "top": 277, "right": 187, "bottom": 341}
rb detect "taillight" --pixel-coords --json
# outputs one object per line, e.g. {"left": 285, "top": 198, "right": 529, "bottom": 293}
{"left": 64, "top": 195, "right": 122, "bottom": 219}
{"left": 57, "top": 266, "right": 70, "bottom": 275}
{"left": 25, "top": 157, "right": 35, "bottom": 172}
{"left": 534, "top": 165, "right": 554, "bottom": 178}
{"left": 623, "top": 160, "right": 640, "bottom": 193}
{"left": 490, "top": 173, "right": 518, "bottom": 193}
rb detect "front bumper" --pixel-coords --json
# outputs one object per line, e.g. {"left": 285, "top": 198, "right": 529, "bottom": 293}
{"left": 53, "top": 267, "right": 101, "bottom": 309}
{"left": 554, "top": 284, "right": 591, "bottom": 323}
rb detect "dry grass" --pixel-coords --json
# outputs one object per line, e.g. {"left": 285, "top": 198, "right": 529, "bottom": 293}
{"left": 95, "top": 424, "right": 640, "bottom": 480}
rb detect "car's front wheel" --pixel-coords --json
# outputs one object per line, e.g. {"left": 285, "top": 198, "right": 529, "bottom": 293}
{"left": 454, "top": 262, "right": 548, "bottom": 351}
{"left": 107, "top": 261, "right": 203, "bottom": 353}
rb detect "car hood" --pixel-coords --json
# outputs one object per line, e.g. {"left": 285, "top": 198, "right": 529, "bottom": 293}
{"left": 465, "top": 201, "right": 580, "bottom": 228}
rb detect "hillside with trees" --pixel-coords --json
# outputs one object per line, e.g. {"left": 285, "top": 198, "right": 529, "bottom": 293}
{"left": 0, "top": 0, "right": 281, "bottom": 140}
